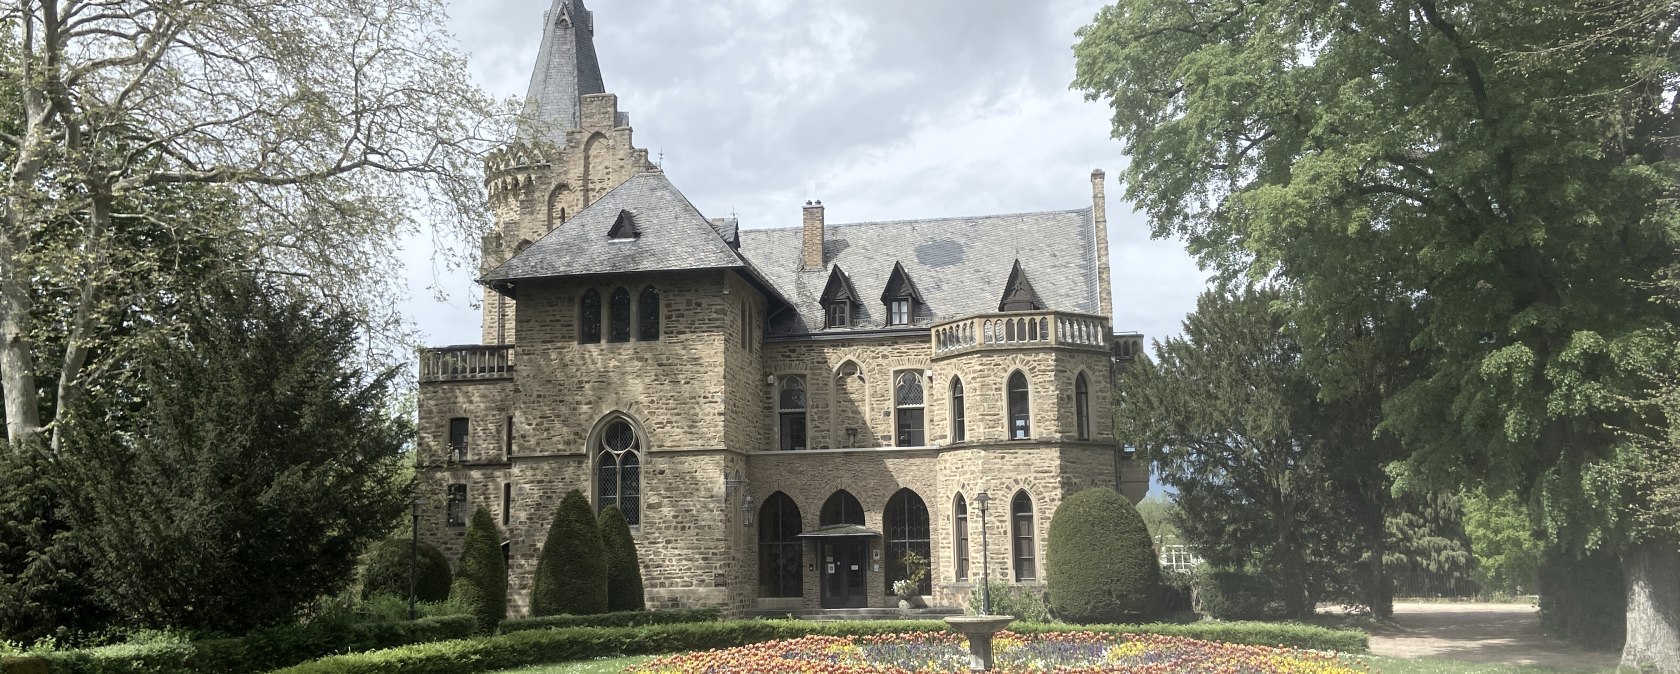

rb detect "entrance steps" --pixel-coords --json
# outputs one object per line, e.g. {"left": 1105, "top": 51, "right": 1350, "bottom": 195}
{"left": 743, "top": 607, "right": 964, "bottom": 621}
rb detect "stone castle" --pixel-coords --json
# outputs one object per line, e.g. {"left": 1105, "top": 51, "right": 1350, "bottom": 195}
{"left": 417, "top": 0, "right": 1148, "bottom": 616}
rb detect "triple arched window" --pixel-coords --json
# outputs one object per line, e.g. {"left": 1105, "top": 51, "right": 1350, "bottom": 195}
{"left": 595, "top": 418, "right": 642, "bottom": 525}
{"left": 579, "top": 286, "right": 660, "bottom": 344}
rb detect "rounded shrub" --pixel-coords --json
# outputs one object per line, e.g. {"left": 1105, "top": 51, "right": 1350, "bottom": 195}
{"left": 529, "top": 489, "right": 608, "bottom": 616}
{"left": 451, "top": 508, "right": 507, "bottom": 631}
{"left": 598, "top": 505, "right": 646, "bottom": 612}
{"left": 1045, "top": 487, "right": 1161, "bottom": 623}
{"left": 1194, "top": 565, "right": 1287, "bottom": 620}
{"left": 360, "top": 538, "right": 452, "bottom": 602}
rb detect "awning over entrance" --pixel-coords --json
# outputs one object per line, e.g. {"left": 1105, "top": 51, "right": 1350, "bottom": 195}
{"left": 796, "top": 524, "right": 881, "bottom": 538}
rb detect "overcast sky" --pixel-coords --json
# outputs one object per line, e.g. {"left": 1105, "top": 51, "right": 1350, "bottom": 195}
{"left": 400, "top": 0, "right": 1209, "bottom": 349}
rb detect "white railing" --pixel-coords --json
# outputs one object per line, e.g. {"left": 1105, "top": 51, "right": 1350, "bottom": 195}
{"left": 932, "top": 311, "right": 1110, "bottom": 356}
{"left": 420, "top": 345, "right": 514, "bottom": 382}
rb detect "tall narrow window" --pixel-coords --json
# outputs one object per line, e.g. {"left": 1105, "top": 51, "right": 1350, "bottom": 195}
{"left": 596, "top": 418, "right": 642, "bottom": 525}
{"left": 1007, "top": 372, "right": 1030, "bottom": 440}
{"left": 778, "top": 376, "right": 808, "bottom": 451}
{"left": 501, "top": 482, "right": 512, "bottom": 526}
{"left": 608, "top": 288, "right": 632, "bottom": 342}
{"left": 447, "top": 484, "right": 468, "bottom": 527}
{"left": 1075, "top": 374, "right": 1091, "bottom": 441}
{"left": 950, "top": 377, "right": 966, "bottom": 443}
{"left": 579, "top": 289, "right": 602, "bottom": 343}
{"left": 1012, "top": 491, "right": 1035, "bottom": 581}
{"left": 504, "top": 416, "right": 514, "bottom": 459}
{"left": 954, "top": 494, "right": 970, "bottom": 581}
{"left": 638, "top": 286, "right": 661, "bottom": 341}
{"left": 447, "top": 417, "right": 468, "bottom": 463}
{"left": 888, "top": 298, "right": 911, "bottom": 326}
{"left": 885, "top": 489, "right": 932, "bottom": 596}
{"left": 758, "top": 493, "right": 803, "bottom": 598}
{"left": 895, "top": 371, "right": 925, "bottom": 447}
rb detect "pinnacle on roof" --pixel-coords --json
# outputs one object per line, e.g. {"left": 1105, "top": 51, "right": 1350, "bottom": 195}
{"left": 520, "top": 0, "right": 607, "bottom": 145}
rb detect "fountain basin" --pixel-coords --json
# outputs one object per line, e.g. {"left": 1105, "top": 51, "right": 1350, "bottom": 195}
{"left": 943, "top": 615, "right": 1016, "bottom": 671}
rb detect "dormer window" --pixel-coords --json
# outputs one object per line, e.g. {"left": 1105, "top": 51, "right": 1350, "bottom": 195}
{"left": 998, "top": 259, "right": 1046, "bottom": 312}
{"left": 889, "top": 299, "right": 911, "bottom": 326}
{"left": 826, "top": 302, "right": 850, "bottom": 329}
{"left": 607, "top": 209, "right": 638, "bottom": 240}
{"left": 881, "top": 262, "right": 923, "bottom": 328}
{"left": 819, "top": 265, "right": 860, "bottom": 330}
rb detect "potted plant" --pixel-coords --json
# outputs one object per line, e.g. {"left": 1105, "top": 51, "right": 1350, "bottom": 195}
{"left": 895, "top": 550, "right": 930, "bottom": 609}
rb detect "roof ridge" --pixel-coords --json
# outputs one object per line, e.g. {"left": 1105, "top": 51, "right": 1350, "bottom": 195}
{"left": 735, "top": 206, "right": 1093, "bottom": 233}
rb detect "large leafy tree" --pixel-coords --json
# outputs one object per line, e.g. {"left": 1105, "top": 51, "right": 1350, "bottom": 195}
{"left": 1075, "top": 0, "right": 1680, "bottom": 667}
{"left": 55, "top": 275, "right": 412, "bottom": 633}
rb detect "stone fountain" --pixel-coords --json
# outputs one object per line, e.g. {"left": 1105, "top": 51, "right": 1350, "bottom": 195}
{"left": 943, "top": 614, "right": 1016, "bottom": 671}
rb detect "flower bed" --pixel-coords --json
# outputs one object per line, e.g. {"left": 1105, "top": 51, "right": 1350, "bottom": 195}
{"left": 630, "top": 631, "right": 1370, "bottom": 674}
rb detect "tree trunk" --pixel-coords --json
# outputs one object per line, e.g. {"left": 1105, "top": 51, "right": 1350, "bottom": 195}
{"left": 1273, "top": 499, "right": 1310, "bottom": 619}
{"left": 1367, "top": 498, "right": 1393, "bottom": 620}
{"left": 1621, "top": 536, "right": 1680, "bottom": 674}
{"left": 0, "top": 255, "right": 41, "bottom": 445}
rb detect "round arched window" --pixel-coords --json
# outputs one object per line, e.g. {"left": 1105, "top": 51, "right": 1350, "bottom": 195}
{"left": 596, "top": 419, "right": 641, "bottom": 525}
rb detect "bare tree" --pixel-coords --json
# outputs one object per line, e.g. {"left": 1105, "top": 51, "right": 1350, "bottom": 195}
{"left": 0, "top": 0, "right": 504, "bottom": 448}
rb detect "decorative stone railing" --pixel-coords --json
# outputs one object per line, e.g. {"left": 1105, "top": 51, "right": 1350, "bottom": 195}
{"left": 420, "top": 345, "right": 514, "bottom": 383}
{"left": 931, "top": 311, "right": 1110, "bottom": 357}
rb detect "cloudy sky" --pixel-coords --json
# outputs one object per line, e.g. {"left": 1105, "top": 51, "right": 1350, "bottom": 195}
{"left": 401, "top": 0, "right": 1209, "bottom": 348}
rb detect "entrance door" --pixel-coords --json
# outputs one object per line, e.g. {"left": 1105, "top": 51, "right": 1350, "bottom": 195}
{"left": 820, "top": 540, "right": 868, "bottom": 608}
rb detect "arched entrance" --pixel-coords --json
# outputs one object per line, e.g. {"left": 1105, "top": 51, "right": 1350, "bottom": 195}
{"left": 813, "top": 490, "right": 870, "bottom": 608}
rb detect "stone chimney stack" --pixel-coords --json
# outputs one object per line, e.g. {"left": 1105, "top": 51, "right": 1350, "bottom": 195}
{"left": 801, "top": 200, "right": 825, "bottom": 270}
{"left": 1090, "top": 169, "right": 1114, "bottom": 319}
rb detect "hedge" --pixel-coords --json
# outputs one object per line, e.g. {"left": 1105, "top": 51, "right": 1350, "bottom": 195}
{"left": 0, "top": 615, "right": 476, "bottom": 674}
{"left": 1045, "top": 487, "right": 1161, "bottom": 623}
{"left": 269, "top": 619, "right": 1368, "bottom": 674}
{"left": 497, "top": 608, "right": 723, "bottom": 634}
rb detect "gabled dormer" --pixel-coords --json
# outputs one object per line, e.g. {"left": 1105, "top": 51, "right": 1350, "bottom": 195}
{"left": 880, "top": 262, "right": 923, "bottom": 327}
{"left": 607, "top": 209, "right": 638, "bottom": 240}
{"left": 998, "top": 260, "right": 1045, "bottom": 312}
{"left": 820, "top": 265, "right": 861, "bottom": 329}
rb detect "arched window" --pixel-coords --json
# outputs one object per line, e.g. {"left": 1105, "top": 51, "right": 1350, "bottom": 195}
{"left": 953, "top": 494, "right": 970, "bottom": 581}
{"left": 579, "top": 289, "right": 602, "bottom": 344}
{"left": 950, "top": 377, "right": 966, "bottom": 443}
{"left": 595, "top": 418, "right": 641, "bottom": 525}
{"left": 894, "top": 371, "right": 925, "bottom": 447}
{"left": 758, "top": 493, "right": 803, "bottom": 598}
{"left": 885, "top": 489, "right": 931, "bottom": 596}
{"left": 1075, "top": 374, "right": 1091, "bottom": 441}
{"left": 778, "top": 376, "right": 808, "bottom": 451}
{"left": 608, "top": 288, "right": 632, "bottom": 342}
{"left": 1011, "top": 491, "right": 1035, "bottom": 581}
{"left": 820, "top": 490, "right": 864, "bottom": 526}
{"left": 638, "top": 286, "right": 661, "bottom": 341}
{"left": 1007, "top": 372, "right": 1030, "bottom": 440}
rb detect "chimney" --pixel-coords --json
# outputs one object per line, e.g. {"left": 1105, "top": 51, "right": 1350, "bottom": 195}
{"left": 1090, "top": 169, "right": 1114, "bottom": 319}
{"left": 801, "top": 200, "right": 825, "bottom": 270}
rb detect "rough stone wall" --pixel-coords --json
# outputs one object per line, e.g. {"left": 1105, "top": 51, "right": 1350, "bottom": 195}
{"left": 761, "top": 335, "right": 929, "bottom": 450}
{"left": 931, "top": 350, "right": 1062, "bottom": 445}
{"left": 723, "top": 273, "right": 767, "bottom": 452}
{"left": 417, "top": 379, "right": 517, "bottom": 464}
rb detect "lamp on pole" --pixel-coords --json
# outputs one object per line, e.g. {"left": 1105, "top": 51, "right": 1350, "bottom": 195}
{"left": 973, "top": 491, "right": 991, "bottom": 616}
{"left": 408, "top": 497, "right": 427, "bottom": 621}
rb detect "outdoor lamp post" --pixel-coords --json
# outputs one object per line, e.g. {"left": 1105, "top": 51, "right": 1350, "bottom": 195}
{"left": 974, "top": 491, "right": 991, "bottom": 616}
{"left": 408, "top": 497, "right": 427, "bottom": 621}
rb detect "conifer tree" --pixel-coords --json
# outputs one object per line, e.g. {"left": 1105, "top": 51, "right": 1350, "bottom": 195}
{"left": 453, "top": 508, "right": 507, "bottom": 631}
{"left": 598, "top": 505, "right": 646, "bottom": 612}
{"left": 530, "top": 490, "right": 607, "bottom": 616}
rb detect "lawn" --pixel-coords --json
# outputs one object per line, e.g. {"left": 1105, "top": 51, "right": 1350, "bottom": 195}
{"left": 494, "top": 655, "right": 653, "bottom": 674}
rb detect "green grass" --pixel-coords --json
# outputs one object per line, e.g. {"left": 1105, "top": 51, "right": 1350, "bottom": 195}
{"left": 493, "top": 655, "right": 652, "bottom": 674}
{"left": 1358, "top": 656, "right": 1613, "bottom": 674}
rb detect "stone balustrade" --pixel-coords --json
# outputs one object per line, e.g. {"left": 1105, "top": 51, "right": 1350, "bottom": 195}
{"left": 419, "top": 344, "right": 515, "bottom": 382}
{"left": 931, "top": 311, "right": 1110, "bottom": 357}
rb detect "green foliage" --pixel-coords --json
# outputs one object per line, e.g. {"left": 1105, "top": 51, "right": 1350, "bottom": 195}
{"left": 596, "top": 506, "right": 644, "bottom": 613}
{"left": 1537, "top": 544, "right": 1626, "bottom": 651}
{"left": 1134, "top": 495, "right": 1185, "bottom": 547}
{"left": 270, "top": 619, "right": 1366, "bottom": 674}
{"left": 966, "top": 580, "right": 1050, "bottom": 623}
{"left": 1462, "top": 489, "right": 1543, "bottom": 596}
{"left": 1046, "top": 487, "right": 1162, "bottom": 623}
{"left": 53, "top": 277, "right": 412, "bottom": 634}
{"left": 360, "top": 539, "right": 453, "bottom": 604}
{"left": 530, "top": 491, "right": 607, "bottom": 616}
{"left": 1385, "top": 490, "right": 1478, "bottom": 597}
{"left": 1194, "top": 567, "right": 1287, "bottom": 622}
{"left": 453, "top": 509, "right": 508, "bottom": 632}
{"left": 0, "top": 445, "right": 109, "bottom": 644}
{"left": 497, "top": 608, "right": 722, "bottom": 635}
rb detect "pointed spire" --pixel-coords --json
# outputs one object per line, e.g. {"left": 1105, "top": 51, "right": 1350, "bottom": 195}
{"left": 520, "top": 0, "right": 607, "bottom": 145}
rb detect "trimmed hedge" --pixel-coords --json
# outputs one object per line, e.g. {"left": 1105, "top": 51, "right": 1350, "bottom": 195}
{"left": 1196, "top": 566, "right": 1288, "bottom": 621}
{"left": 497, "top": 608, "right": 723, "bottom": 634}
{"left": 1046, "top": 487, "right": 1161, "bottom": 623}
{"left": 453, "top": 508, "right": 508, "bottom": 631}
{"left": 598, "top": 506, "right": 645, "bottom": 612}
{"left": 361, "top": 539, "right": 452, "bottom": 602}
{"left": 0, "top": 616, "right": 475, "bottom": 674}
{"left": 270, "top": 619, "right": 1367, "bottom": 674}
{"left": 530, "top": 491, "right": 607, "bottom": 617}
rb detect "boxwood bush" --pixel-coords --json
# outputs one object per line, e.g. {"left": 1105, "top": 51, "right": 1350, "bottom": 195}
{"left": 1045, "top": 487, "right": 1161, "bottom": 623}
{"left": 497, "top": 607, "right": 722, "bottom": 634}
{"left": 1195, "top": 566, "right": 1288, "bottom": 621}
{"left": 360, "top": 539, "right": 452, "bottom": 602}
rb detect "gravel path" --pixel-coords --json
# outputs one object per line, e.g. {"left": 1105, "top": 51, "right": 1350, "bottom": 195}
{"left": 1366, "top": 602, "right": 1617, "bottom": 670}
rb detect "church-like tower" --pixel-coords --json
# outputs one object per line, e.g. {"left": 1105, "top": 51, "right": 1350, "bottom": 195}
{"left": 480, "top": 0, "right": 655, "bottom": 344}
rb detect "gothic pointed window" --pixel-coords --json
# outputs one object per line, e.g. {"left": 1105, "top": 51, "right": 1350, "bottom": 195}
{"left": 758, "top": 493, "right": 803, "bottom": 598}
{"left": 950, "top": 377, "right": 966, "bottom": 443}
{"left": 638, "top": 286, "right": 661, "bottom": 341}
{"left": 1075, "top": 374, "right": 1091, "bottom": 441}
{"left": 579, "top": 289, "right": 602, "bottom": 343}
{"left": 884, "top": 489, "right": 931, "bottom": 596}
{"left": 1008, "top": 372, "right": 1030, "bottom": 440}
{"left": 1012, "top": 491, "right": 1036, "bottom": 581}
{"left": 820, "top": 490, "right": 864, "bottom": 526}
{"left": 953, "top": 494, "right": 970, "bottom": 581}
{"left": 608, "top": 288, "right": 631, "bottom": 342}
{"left": 894, "top": 371, "right": 925, "bottom": 447}
{"left": 595, "top": 418, "right": 641, "bottom": 525}
{"left": 778, "top": 376, "right": 808, "bottom": 451}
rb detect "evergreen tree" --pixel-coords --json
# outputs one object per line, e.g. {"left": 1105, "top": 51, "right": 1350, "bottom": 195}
{"left": 1385, "top": 490, "right": 1477, "bottom": 597}
{"left": 598, "top": 505, "right": 646, "bottom": 612}
{"left": 453, "top": 508, "right": 507, "bottom": 631}
{"left": 360, "top": 538, "right": 453, "bottom": 603}
{"left": 530, "top": 490, "right": 607, "bottom": 616}
{"left": 1462, "top": 489, "right": 1543, "bottom": 596}
{"left": 1046, "top": 487, "right": 1161, "bottom": 623}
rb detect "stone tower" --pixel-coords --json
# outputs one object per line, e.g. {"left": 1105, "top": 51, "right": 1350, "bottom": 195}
{"left": 480, "top": 0, "right": 655, "bottom": 344}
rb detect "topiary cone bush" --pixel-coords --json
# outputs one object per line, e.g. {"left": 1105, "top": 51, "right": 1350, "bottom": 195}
{"left": 452, "top": 507, "right": 507, "bottom": 631}
{"left": 530, "top": 489, "right": 608, "bottom": 616}
{"left": 361, "top": 538, "right": 453, "bottom": 602}
{"left": 1046, "top": 486, "right": 1162, "bottom": 623}
{"left": 598, "top": 505, "right": 646, "bottom": 612}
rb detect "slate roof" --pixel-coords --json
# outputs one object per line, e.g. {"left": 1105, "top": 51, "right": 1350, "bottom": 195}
{"left": 737, "top": 209, "right": 1103, "bottom": 336}
{"left": 519, "top": 0, "right": 606, "bottom": 145}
